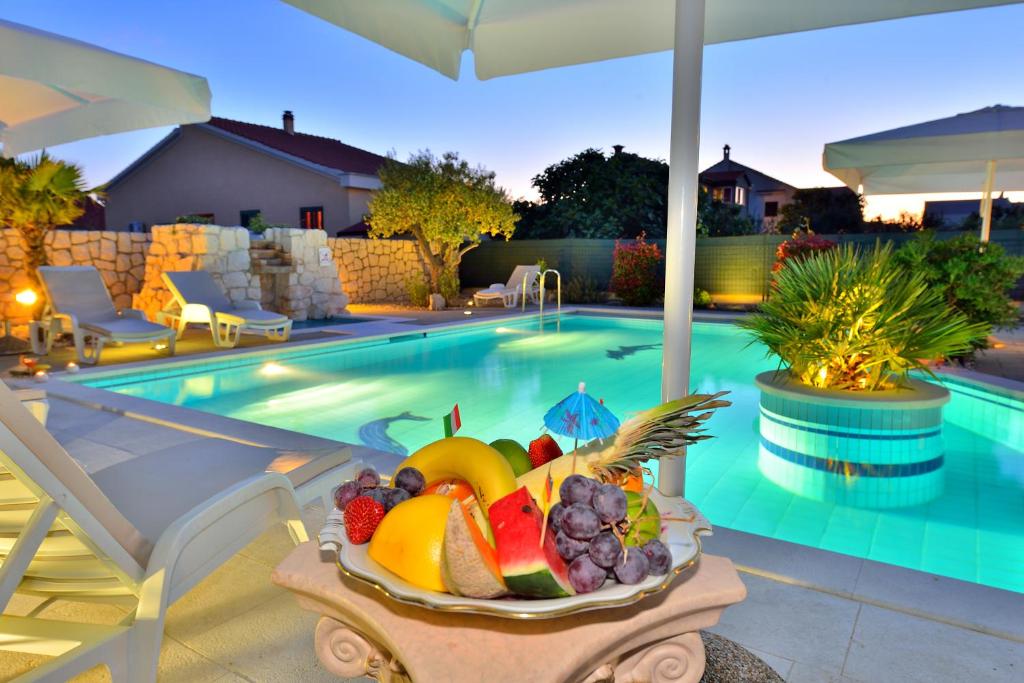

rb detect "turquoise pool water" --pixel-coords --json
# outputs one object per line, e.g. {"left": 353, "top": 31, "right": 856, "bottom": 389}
{"left": 78, "top": 315, "right": 1024, "bottom": 592}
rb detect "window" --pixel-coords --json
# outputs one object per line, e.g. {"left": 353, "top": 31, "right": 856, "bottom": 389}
{"left": 734, "top": 187, "right": 745, "bottom": 205}
{"left": 711, "top": 187, "right": 724, "bottom": 202}
{"left": 764, "top": 201, "right": 779, "bottom": 218}
{"left": 722, "top": 187, "right": 733, "bottom": 203}
{"left": 300, "top": 206, "right": 324, "bottom": 230}
{"left": 240, "top": 209, "right": 260, "bottom": 228}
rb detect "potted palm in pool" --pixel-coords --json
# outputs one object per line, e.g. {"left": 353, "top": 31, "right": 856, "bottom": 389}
{"left": 741, "top": 243, "right": 986, "bottom": 508}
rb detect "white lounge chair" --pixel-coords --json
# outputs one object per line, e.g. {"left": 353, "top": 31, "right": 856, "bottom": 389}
{"left": 159, "top": 270, "right": 292, "bottom": 348}
{"left": 0, "top": 381, "right": 353, "bottom": 681}
{"left": 37, "top": 266, "right": 175, "bottom": 365}
{"left": 473, "top": 265, "right": 541, "bottom": 308}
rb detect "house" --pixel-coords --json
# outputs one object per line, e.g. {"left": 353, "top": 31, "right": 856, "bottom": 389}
{"left": 104, "top": 111, "right": 389, "bottom": 236}
{"left": 923, "top": 196, "right": 1017, "bottom": 227}
{"left": 699, "top": 145, "right": 798, "bottom": 231}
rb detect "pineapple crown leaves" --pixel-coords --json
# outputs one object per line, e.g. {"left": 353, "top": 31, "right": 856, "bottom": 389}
{"left": 593, "top": 392, "right": 731, "bottom": 476}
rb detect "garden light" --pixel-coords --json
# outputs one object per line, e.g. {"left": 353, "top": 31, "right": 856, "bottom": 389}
{"left": 65, "top": 362, "right": 80, "bottom": 374}
{"left": 15, "top": 289, "right": 37, "bottom": 306}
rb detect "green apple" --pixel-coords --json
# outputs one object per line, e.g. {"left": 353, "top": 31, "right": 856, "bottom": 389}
{"left": 623, "top": 491, "right": 661, "bottom": 546}
{"left": 489, "top": 439, "right": 532, "bottom": 477}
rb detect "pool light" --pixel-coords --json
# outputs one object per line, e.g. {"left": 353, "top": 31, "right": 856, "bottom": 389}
{"left": 260, "top": 361, "right": 288, "bottom": 377}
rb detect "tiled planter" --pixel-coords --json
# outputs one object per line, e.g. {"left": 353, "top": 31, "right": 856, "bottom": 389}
{"left": 755, "top": 371, "right": 949, "bottom": 508}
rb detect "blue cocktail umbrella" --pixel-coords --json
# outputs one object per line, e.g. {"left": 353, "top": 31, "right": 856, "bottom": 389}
{"left": 543, "top": 381, "right": 620, "bottom": 444}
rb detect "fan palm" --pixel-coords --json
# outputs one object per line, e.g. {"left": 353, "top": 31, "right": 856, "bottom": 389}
{"left": 741, "top": 242, "right": 988, "bottom": 391}
{"left": 0, "top": 153, "right": 88, "bottom": 287}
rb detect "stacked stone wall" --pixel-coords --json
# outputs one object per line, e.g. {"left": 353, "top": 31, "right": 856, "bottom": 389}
{"left": 133, "top": 224, "right": 260, "bottom": 318}
{"left": 0, "top": 228, "right": 150, "bottom": 322}
{"left": 263, "top": 228, "right": 348, "bottom": 320}
{"left": 329, "top": 237, "right": 423, "bottom": 304}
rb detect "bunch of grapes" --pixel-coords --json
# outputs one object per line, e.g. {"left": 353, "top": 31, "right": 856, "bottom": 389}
{"left": 550, "top": 474, "right": 672, "bottom": 594}
{"left": 334, "top": 465, "right": 426, "bottom": 513}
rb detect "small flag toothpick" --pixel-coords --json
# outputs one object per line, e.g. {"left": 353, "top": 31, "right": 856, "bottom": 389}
{"left": 539, "top": 464, "right": 554, "bottom": 546}
{"left": 442, "top": 403, "right": 462, "bottom": 437}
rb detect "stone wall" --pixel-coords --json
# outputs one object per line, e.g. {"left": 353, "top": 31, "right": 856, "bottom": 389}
{"left": 0, "top": 228, "right": 150, "bottom": 322}
{"left": 263, "top": 228, "right": 348, "bottom": 320}
{"left": 329, "top": 237, "right": 423, "bottom": 303}
{"left": 134, "top": 224, "right": 260, "bottom": 318}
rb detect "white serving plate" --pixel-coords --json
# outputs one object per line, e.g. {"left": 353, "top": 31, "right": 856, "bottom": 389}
{"left": 336, "top": 491, "right": 711, "bottom": 619}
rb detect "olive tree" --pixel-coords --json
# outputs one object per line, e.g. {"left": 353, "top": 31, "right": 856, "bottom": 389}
{"left": 367, "top": 151, "right": 518, "bottom": 301}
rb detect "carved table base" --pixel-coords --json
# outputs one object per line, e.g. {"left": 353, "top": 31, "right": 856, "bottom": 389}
{"left": 274, "top": 543, "right": 746, "bottom": 683}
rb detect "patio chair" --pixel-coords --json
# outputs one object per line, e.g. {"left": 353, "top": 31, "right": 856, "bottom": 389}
{"left": 37, "top": 266, "right": 175, "bottom": 365}
{"left": 159, "top": 271, "right": 292, "bottom": 348}
{"left": 473, "top": 265, "right": 541, "bottom": 308}
{"left": 0, "top": 381, "right": 353, "bottom": 681}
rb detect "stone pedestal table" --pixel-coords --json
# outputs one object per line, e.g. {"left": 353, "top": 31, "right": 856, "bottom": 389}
{"left": 273, "top": 542, "right": 746, "bottom": 683}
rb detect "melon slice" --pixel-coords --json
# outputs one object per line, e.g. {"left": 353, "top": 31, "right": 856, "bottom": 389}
{"left": 441, "top": 500, "right": 507, "bottom": 599}
{"left": 488, "top": 486, "right": 575, "bottom": 598}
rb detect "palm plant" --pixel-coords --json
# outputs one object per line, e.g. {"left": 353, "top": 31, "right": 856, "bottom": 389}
{"left": 741, "top": 242, "right": 988, "bottom": 391}
{"left": 0, "top": 153, "right": 88, "bottom": 287}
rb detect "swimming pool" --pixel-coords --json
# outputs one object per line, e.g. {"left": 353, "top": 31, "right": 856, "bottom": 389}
{"left": 75, "top": 314, "right": 1024, "bottom": 593}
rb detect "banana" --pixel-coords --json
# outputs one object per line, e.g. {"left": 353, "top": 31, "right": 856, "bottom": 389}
{"left": 394, "top": 437, "right": 519, "bottom": 514}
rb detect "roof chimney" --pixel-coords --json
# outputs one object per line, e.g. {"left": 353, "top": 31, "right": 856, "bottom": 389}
{"left": 612, "top": 144, "right": 624, "bottom": 156}
{"left": 282, "top": 110, "right": 294, "bottom": 135}
{"left": 723, "top": 144, "right": 731, "bottom": 160}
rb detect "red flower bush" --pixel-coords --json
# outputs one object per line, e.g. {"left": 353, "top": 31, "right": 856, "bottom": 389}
{"left": 610, "top": 233, "right": 664, "bottom": 306}
{"left": 773, "top": 230, "right": 837, "bottom": 272}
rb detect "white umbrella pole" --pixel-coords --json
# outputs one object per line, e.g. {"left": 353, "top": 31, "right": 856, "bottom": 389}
{"left": 980, "top": 159, "right": 996, "bottom": 243}
{"left": 659, "top": 0, "right": 706, "bottom": 497}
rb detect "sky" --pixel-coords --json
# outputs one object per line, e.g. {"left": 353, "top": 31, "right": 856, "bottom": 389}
{"left": 4, "top": 0, "right": 1024, "bottom": 220}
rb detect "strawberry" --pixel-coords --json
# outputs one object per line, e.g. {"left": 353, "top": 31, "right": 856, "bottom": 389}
{"left": 344, "top": 496, "right": 386, "bottom": 544}
{"left": 528, "top": 434, "right": 563, "bottom": 469}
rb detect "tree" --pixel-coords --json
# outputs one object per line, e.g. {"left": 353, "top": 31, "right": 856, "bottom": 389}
{"left": 0, "top": 153, "right": 88, "bottom": 286}
{"left": 777, "top": 187, "right": 863, "bottom": 234}
{"left": 367, "top": 151, "right": 518, "bottom": 300}
{"left": 514, "top": 148, "right": 669, "bottom": 239}
{"left": 697, "top": 186, "right": 756, "bottom": 237}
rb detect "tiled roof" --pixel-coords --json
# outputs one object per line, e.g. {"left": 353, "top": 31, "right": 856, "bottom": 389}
{"left": 204, "top": 117, "right": 389, "bottom": 176}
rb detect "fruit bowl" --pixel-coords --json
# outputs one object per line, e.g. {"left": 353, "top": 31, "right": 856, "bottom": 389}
{"left": 336, "top": 491, "right": 710, "bottom": 619}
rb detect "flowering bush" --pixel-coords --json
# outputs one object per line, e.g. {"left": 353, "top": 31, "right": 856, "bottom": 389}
{"left": 773, "top": 229, "right": 836, "bottom": 272}
{"left": 610, "top": 233, "right": 663, "bottom": 306}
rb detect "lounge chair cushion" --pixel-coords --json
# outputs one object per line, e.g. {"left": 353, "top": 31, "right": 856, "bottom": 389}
{"left": 217, "top": 308, "right": 290, "bottom": 325}
{"left": 163, "top": 270, "right": 234, "bottom": 311}
{"left": 38, "top": 266, "right": 119, "bottom": 322}
{"left": 80, "top": 317, "right": 174, "bottom": 339}
{"left": 87, "top": 440, "right": 348, "bottom": 557}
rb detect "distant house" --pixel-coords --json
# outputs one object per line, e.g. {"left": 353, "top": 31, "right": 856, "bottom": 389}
{"left": 923, "top": 196, "right": 1016, "bottom": 227}
{"left": 104, "top": 111, "right": 389, "bottom": 236}
{"left": 699, "top": 145, "right": 797, "bottom": 231}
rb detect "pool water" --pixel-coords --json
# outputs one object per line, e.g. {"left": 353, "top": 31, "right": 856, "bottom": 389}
{"left": 291, "top": 315, "right": 378, "bottom": 329}
{"left": 79, "top": 315, "right": 1024, "bottom": 592}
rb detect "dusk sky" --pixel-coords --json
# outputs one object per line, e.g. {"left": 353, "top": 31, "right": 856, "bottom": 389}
{"left": 5, "top": 0, "right": 1024, "bottom": 219}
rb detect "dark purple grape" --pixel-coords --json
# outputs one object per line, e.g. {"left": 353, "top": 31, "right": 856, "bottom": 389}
{"left": 614, "top": 548, "right": 650, "bottom": 585}
{"left": 333, "top": 481, "right": 360, "bottom": 510}
{"left": 385, "top": 488, "right": 411, "bottom": 511}
{"left": 556, "top": 530, "right": 590, "bottom": 561}
{"left": 567, "top": 555, "right": 607, "bottom": 594}
{"left": 559, "top": 474, "right": 597, "bottom": 507}
{"left": 548, "top": 502, "right": 565, "bottom": 532}
{"left": 642, "top": 539, "right": 672, "bottom": 575}
{"left": 588, "top": 531, "right": 624, "bottom": 569}
{"left": 365, "top": 488, "right": 389, "bottom": 507}
{"left": 561, "top": 503, "right": 601, "bottom": 541}
{"left": 356, "top": 467, "right": 380, "bottom": 489}
{"left": 592, "top": 484, "right": 628, "bottom": 524}
{"left": 393, "top": 467, "right": 425, "bottom": 495}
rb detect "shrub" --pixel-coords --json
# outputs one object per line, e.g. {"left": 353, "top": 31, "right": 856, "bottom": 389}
{"left": 438, "top": 267, "right": 460, "bottom": 303}
{"left": 894, "top": 232, "right": 1024, "bottom": 352}
{"left": 610, "top": 233, "right": 663, "bottom": 307}
{"left": 406, "top": 274, "right": 430, "bottom": 308}
{"left": 175, "top": 214, "right": 213, "bottom": 224}
{"left": 245, "top": 213, "right": 288, "bottom": 235}
{"left": 694, "top": 288, "right": 713, "bottom": 308}
{"left": 741, "top": 243, "right": 987, "bottom": 391}
{"left": 773, "top": 229, "right": 836, "bottom": 272}
{"left": 564, "top": 274, "right": 604, "bottom": 304}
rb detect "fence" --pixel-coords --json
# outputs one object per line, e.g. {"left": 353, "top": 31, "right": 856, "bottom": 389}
{"left": 460, "top": 230, "right": 1024, "bottom": 303}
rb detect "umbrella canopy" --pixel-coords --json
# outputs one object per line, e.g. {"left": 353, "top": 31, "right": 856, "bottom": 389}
{"left": 824, "top": 105, "right": 1024, "bottom": 240}
{"left": 0, "top": 19, "right": 211, "bottom": 157}
{"left": 543, "top": 382, "right": 620, "bottom": 442}
{"left": 282, "top": 0, "right": 1021, "bottom": 80}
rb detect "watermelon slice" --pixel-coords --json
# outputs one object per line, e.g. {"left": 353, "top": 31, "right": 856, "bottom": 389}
{"left": 488, "top": 486, "right": 575, "bottom": 598}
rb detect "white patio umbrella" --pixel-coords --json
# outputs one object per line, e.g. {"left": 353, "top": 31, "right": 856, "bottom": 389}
{"left": 0, "top": 19, "right": 211, "bottom": 158}
{"left": 824, "top": 105, "right": 1024, "bottom": 241}
{"left": 281, "top": 0, "right": 1024, "bottom": 494}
